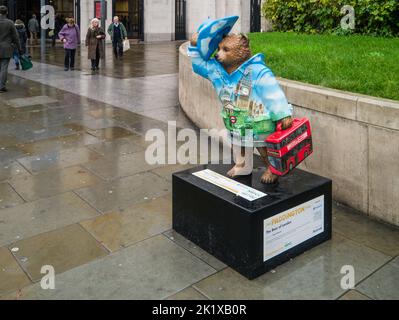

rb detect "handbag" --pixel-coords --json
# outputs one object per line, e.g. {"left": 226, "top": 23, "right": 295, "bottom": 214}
{"left": 123, "top": 39, "right": 130, "bottom": 52}
{"left": 20, "top": 54, "right": 33, "bottom": 71}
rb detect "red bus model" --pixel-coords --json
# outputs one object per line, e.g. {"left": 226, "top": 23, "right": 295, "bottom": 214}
{"left": 265, "top": 118, "right": 313, "bottom": 176}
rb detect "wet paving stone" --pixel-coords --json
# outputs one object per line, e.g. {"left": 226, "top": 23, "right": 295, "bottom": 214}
{"left": 11, "top": 125, "right": 82, "bottom": 145}
{"left": 9, "top": 166, "right": 102, "bottom": 202}
{"left": 165, "top": 287, "right": 209, "bottom": 300}
{"left": 356, "top": 257, "right": 399, "bottom": 300}
{"left": 26, "top": 43, "right": 182, "bottom": 79}
{"left": 75, "top": 171, "right": 171, "bottom": 213}
{"left": 7, "top": 96, "right": 58, "bottom": 108}
{"left": 0, "top": 161, "right": 30, "bottom": 182}
{"left": 81, "top": 195, "right": 172, "bottom": 252}
{"left": 82, "top": 151, "right": 165, "bottom": 181}
{"left": 339, "top": 290, "right": 371, "bottom": 300}
{"left": 0, "top": 145, "right": 28, "bottom": 163}
{"left": 17, "top": 133, "right": 101, "bottom": 156}
{"left": 139, "top": 105, "right": 197, "bottom": 131}
{"left": 86, "top": 137, "right": 145, "bottom": 157}
{"left": 30, "top": 111, "right": 92, "bottom": 128}
{"left": 0, "top": 192, "right": 99, "bottom": 247}
{"left": 124, "top": 117, "right": 169, "bottom": 136}
{"left": 0, "top": 183, "right": 24, "bottom": 209}
{"left": 193, "top": 233, "right": 391, "bottom": 300}
{"left": 150, "top": 164, "right": 197, "bottom": 182}
{"left": 5, "top": 235, "right": 216, "bottom": 300}
{"left": 73, "top": 118, "right": 118, "bottom": 131}
{"left": 9, "top": 224, "right": 108, "bottom": 282}
{"left": 93, "top": 107, "right": 144, "bottom": 122}
{"left": 164, "top": 230, "right": 227, "bottom": 272}
{"left": 0, "top": 247, "right": 31, "bottom": 296}
{"left": 0, "top": 134, "right": 20, "bottom": 148}
{"left": 17, "top": 147, "right": 102, "bottom": 174}
{"left": 333, "top": 203, "right": 399, "bottom": 256}
{"left": 86, "top": 127, "right": 134, "bottom": 141}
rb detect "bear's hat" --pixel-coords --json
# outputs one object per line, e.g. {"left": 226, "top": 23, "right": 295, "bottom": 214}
{"left": 196, "top": 15, "right": 239, "bottom": 60}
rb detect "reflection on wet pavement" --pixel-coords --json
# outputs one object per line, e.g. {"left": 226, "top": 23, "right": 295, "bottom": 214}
{"left": 0, "top": 42, "right": 398, "bottom": 300}
{"left": 27, "top": 42, "right": 184, "bottom": 79}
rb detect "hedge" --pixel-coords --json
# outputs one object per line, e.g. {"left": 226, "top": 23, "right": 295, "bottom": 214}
{"left": 263, "top": 0, "right": 399, "bottom": 37}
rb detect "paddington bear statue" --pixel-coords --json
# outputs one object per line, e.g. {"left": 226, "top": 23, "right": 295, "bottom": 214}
{"left": 188, "top": 16, "right": 294, "bottom": 184}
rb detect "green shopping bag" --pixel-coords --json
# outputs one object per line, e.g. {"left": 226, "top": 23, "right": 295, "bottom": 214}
{"left": 20, "top": 54, "right": 33, "bottom": 71}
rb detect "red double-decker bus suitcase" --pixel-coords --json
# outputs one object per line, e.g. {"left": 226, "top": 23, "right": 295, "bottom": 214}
{"left": 265, "top": 118, "right": 313, "bottom": 176}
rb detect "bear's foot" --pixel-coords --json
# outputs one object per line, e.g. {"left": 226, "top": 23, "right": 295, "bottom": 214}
{"left": 261, "top": 167, "right": 279, "bottom": 184}
{"left": 227, "top": 163, "right": 252, "bottom": 178}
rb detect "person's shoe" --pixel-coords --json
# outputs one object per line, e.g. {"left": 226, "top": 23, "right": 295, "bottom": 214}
{"left": 0, "top": 88, "right": 8, "bottom": 93}
{"left": 95, "top": 66, "right": 100, "bottom": 70}
{"left": 64, "top": 67, "right": 69, "bottom": 71}
{"left": 15, "top": 64, "right": 20, "bottom": 70}
{"left": 70, "top": 67, "right": 75, "bottom": 71}
{"left": 91, "top": 67, "right": 96, "bottom": 71}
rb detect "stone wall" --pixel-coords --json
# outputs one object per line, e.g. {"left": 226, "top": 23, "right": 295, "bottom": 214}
{"left": 179, "top": 42, "right": 399, "bottom": 226}
{"left": 185, "top": 0, "right": 251, "bottom": 38}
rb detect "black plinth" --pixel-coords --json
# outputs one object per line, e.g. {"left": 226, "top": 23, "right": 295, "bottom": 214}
{"left": 172, "top": 165, "right": 332, "bottom": 280}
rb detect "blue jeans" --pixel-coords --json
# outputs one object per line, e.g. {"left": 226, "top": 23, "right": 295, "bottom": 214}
{"left": 13, "top": 49, "right": 20, "bottom": 67}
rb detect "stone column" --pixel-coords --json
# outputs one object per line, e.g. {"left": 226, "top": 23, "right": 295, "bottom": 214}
{"left": 144, "top": 0, "right": 174, "bottom": 42}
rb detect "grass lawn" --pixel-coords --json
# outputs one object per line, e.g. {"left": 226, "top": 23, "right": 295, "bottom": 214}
{"left": 248, "top": 32, "right": 399, "bottom": 101}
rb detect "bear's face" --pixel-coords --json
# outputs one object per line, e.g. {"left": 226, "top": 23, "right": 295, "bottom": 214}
{"left": 215, "top": 34, "right": 252, "bottom": 73}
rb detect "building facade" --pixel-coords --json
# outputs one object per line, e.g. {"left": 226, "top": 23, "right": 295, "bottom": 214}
{"left": 2, "top": 0, "right": 262, "bottom": 42}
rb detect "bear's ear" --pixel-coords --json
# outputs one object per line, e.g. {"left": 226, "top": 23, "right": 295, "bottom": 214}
{"left": 240, "top": 33, "right": 250, "bottom": 46}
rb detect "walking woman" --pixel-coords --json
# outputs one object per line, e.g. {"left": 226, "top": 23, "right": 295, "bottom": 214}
{"left": 13, "top": 19, "right": 27, "bottom": 70}
{"left": 85, "top": 18, "right": 105, "bottom": 71}
{"left": 58, "top": 18, "right": 80, "bottom": 71}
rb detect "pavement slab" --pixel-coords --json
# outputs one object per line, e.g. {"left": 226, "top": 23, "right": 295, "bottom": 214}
{"left": 4, "top": 235, "right": 216, "bottom": 300}
{"left": 0, "top": 192, "right": 99, "bottom": 247}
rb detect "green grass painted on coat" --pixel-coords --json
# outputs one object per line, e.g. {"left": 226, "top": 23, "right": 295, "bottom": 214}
{"left": 248, "top": 32, "right": 399, "bottom": 101}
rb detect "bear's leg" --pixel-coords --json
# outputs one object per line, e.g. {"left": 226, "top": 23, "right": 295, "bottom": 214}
{"left": 257, "top": 147, "right": 279, "bottom": 184}
{"left": 227, "top": 145, "right": 253, "bottom": 177}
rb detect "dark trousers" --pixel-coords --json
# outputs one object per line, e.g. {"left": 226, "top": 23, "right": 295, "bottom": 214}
{"left": 91, "top": 45, "right": 100, "bottom": 68}
{"left": 113, "top": 39, "right": 123, "bottom": 58}
{"left": 64, "top": 48, "right": 76, "bottom": 69}
{"left": 0, "top": 58, "right": 10, "bottom": 90}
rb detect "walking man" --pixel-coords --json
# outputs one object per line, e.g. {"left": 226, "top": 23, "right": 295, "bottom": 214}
{"left": 28, "top": 14, "right": 39, "bottom": 45}
{"left": 107, "top": 16, "right": 127, "bottom": 59}
{"left": 0, "top": 6, "right": 22, "bottom": 92}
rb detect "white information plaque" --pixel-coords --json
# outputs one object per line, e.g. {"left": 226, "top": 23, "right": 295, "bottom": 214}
{"left": 192, "top": 169, "right": 267, "bottom": 202}
{"left": 263, "top": 195, "right": 324, "bottom": 261}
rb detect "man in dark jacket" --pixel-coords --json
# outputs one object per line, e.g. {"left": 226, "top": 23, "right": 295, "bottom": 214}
{"left": 107, "top": 16, "right": 127, "bottom": 59}
{"left": 0, "top": 6, "right": 22, "bottom": 92}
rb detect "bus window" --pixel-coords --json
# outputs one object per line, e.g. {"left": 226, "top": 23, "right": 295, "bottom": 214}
{"left": 268, "top": 156, "right": 282, "bottom": 171}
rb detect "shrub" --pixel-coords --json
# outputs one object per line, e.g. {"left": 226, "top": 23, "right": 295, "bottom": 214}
{"left": 263, "top": 0, "right": 399, "bottom": 37}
